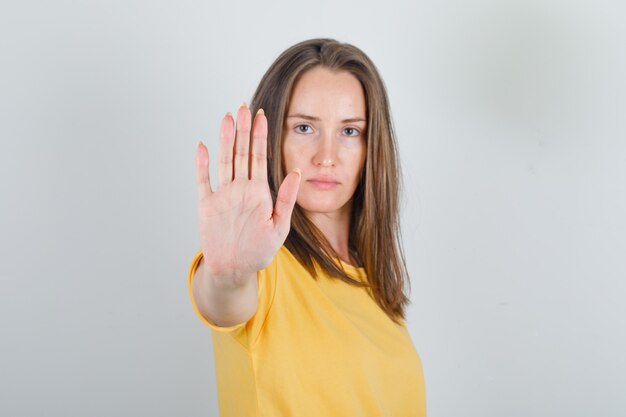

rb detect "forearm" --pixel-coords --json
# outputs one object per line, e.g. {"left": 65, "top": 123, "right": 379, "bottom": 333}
{"left": 192, "top": 258, "right": 259, "bottom": 327}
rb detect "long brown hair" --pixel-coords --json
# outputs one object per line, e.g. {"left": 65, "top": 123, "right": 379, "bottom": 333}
{"left": 249, "top": 38, "right": 411, "bottom": 325}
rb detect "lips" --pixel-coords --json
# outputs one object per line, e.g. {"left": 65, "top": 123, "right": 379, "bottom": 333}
{"left": 306, "top": 176, "right": 340, "bottom": 190}
{"left": 307, "top": 176, "right": 339, "bottom": 184}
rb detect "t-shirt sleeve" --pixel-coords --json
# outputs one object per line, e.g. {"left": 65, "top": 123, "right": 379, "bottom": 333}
{"left": 187, "top": 249, "right": 278, "bottom": 349}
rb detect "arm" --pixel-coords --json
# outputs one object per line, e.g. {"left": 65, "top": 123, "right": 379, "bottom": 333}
{"left": 191, "top": 257, "right": 258, "bottom": 327}
{"left": 192, "top": 104, "right": 299, "bottom": 329}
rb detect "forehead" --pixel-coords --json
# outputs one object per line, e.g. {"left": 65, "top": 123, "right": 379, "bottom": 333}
{"left": 287, "top": 67, "right": 366, "bottom": 119}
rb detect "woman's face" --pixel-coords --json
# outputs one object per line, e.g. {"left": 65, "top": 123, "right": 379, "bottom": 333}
{"left": 282, "top": 67, "right": 367, "bottom": 218}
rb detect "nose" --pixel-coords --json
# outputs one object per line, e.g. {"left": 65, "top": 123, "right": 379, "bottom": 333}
{"left": 312, "top": 130, "right": 337, "bottom": 167}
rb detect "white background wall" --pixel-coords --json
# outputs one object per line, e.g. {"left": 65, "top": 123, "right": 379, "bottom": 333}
{"left": 1, "top": 0, "right": 624, "bottom": 416}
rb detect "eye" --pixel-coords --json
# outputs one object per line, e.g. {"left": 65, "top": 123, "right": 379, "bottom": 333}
{"left": 343, "top": 127, "right": 360, "bottom": 137}
{"left": 296, "top": 124, "right": 312, "bottom": 134}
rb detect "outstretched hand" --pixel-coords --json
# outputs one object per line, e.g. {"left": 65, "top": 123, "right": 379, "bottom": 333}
{"left": 195, "top": 103, "right": 301, "bottom": 286}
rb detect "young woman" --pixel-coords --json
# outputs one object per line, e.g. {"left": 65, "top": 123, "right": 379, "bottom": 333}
{"left": 189, "top": 38, "right": 426, "bottom": 416}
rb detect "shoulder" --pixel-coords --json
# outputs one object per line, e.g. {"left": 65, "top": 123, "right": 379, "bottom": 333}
{"left": 270, "top": 245, "right": 303, "bottom": 271}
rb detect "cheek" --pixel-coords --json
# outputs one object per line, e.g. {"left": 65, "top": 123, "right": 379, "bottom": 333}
{"left": 282, "top": 140, "right": 300, "bottom": 171}
{"left": 347, "top": 142, "right": 367, "bottom": 179}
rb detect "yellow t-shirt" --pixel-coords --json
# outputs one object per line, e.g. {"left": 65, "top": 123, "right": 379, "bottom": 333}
{"left": 187, "top": 245, "right": 426, "bottom": 416}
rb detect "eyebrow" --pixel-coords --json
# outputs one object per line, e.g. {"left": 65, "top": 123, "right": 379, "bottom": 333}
{"left": 286, "top": 113, "right": 366, "bottom": 124}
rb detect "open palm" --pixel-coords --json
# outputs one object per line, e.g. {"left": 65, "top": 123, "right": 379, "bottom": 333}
{"left": 195, "top": 104, "right": 301, "bottom": 287}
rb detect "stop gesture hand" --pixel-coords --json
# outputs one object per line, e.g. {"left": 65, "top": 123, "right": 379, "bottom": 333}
{"left": 195, "top": 103, "right": 301, "bottom": 288}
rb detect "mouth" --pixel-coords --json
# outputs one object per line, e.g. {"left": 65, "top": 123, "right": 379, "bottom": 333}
{"left": 306, "top": 178, "right": 340, "bottom": 190}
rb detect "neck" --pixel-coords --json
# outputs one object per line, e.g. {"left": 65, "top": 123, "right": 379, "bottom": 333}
{"left": 304, "top": 204, "right": 355, "bottom": 265}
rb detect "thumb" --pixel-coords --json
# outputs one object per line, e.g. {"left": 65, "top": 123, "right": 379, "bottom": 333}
{"left": 273, "top": 168, "right": 301, "bottom": 236}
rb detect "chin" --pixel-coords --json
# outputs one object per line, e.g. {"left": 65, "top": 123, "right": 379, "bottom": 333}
{"left": 296, "top": 195, "right": 351, "bottom": 216}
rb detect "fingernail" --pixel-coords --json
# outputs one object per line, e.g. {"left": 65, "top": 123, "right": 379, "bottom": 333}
{"left": 240, "top": 101, "right": 248, "bottom": 108}
{"left": 257, "top": 108, "right": 265, "bottom": 116}
{"left": 294, "top": 168, "right": 301, "bottom": 176}
{"left": 198, "top": 140, "right": 204, "bottom": 147}
{"left": 225, "top": 111, "right": 232, "bottom": 118}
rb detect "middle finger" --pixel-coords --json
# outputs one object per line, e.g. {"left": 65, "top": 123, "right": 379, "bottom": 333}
{"left": 233, "top": 103, "right": 251, "bottom": 180}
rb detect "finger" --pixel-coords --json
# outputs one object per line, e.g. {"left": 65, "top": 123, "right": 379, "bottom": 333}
{"left": 234, "top": 102, "right": 251, "bottom": 180}
{"left": 196, "top": 140, "right": 213, "bottom": 200}
{"left": 217, "top": 112, "right": 235, "bottom": 189}
{"left": 250, "top": 108, "right": 268, "bottom": 181}
{"left": 273, "top": 168, "right": 301, "bottom": 237}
